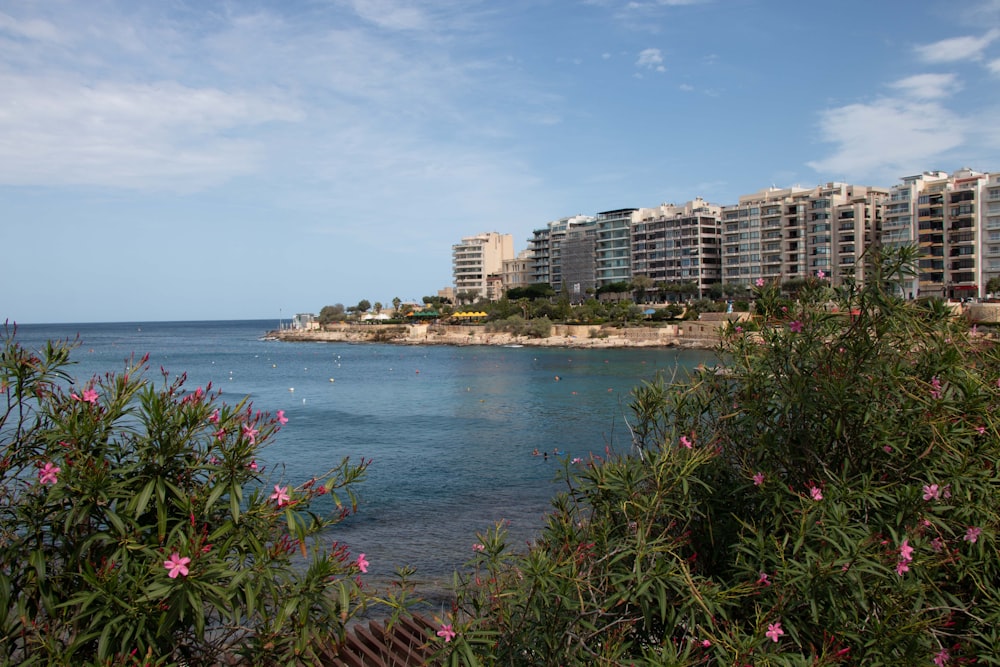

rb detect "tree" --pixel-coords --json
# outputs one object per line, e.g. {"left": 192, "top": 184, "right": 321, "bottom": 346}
{"left": 445, "top": 246, "right": 1000, "bottom": 665}
{"left": 505, "top": 284, "right": 555, "bottom": 301}
{"left": 318, "top": 303, "right": 346, "bottom": 325}
{"left": 373, "top": 301, "right": 382, "bottom": 315}
{"left": 392, "top": 296, "right": 402, "bottom": 315}
{"left": 631, "top": 274, "right": 653, "bottom": 304}
{"left": 356, "top": 299, "right": 371, "bottom": 313}
{"left": 986, "top": 276, "right": 1000, "bottom": 296}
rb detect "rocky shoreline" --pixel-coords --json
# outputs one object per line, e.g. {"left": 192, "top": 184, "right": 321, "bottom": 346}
{"left": 268, "top": 322, "right": 725, "bottom": 350}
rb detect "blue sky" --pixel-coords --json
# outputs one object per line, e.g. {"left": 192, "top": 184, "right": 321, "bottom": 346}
{"left": 3, "top": 0, "right": 1000, "bottom": 323}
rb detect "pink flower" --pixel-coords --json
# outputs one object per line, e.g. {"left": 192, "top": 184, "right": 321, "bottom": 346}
{"left": 209, "top": 409, "right": 219, "bottom": 424}
{"left": 923, "top": 484, "right": 940, "bottom": 501}
{"left": 895, "top": 561, "right": 910, "bottom": 576}
{"left": 930, "top": 537, "right": 945, "bottom": 553}
{"left": 248, "top": 459, "right": 258, "bottom": 471}
{"left": 472, "top": 543, "right": 485, "bottom": 552}
{"left": 757, "top": 572, "right": 771, "bottom": 586}
{"left": 754, "top": 277, "right": 765, "bottom": 287}
{"left": 679, "top": 435, "right": 692, "bottom": 449}
{"left": 38, "top": 462, "right": 60, "bottom": 485}
{"left": 964, "top": 526, "right": 981, "bottom": 544}
{"left": 163, "top": 552, "right": 191, "bottom": 579}
{"left": 816, "top": 270, "right": 825, "bottom": 279}
{"left": 571, "top": 457, "right": 583, "bottom": 464}
{"left": 899, "top": 539, "right": 914, "bottom": 562}
{"left": 934, "top": 649, "right": 950, "bottom": 666}
{"left": 975, "top": 425, "right": 986, "bottom": 435}
{"left": 242, "top": 424, "right": 258, "bottom": 444}
{"left": 765, "top": 621, "right": 784, "bottom": 642}
{"left": 789, "top": 320, "right": 803, "bottom": 333}
{"left": 270, "top": 485, "right": 290, "bottom": 507}
{"left": 701, "top": 639, "right": 711, "bottom": 648}
{"left": 72, "top": 388, "right": 99, "bottom": 405}
{"left": 277, "top": 410, "right": 288, "bottom": 425}
{"left": 753, "top": 472, "right": 765, "bottom": 486}
{"left": 809, "top": 486, "right": 823, "bottom": 501}
{"left": 436, "top": 624, "right": 456, "bottom": 642}
{"left": 356, "top": 553, "right": 369, "bottom": 573}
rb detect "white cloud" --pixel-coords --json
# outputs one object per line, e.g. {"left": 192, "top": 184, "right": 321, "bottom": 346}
{"left": 888, "top": 73, "right": 961, "bottom": 99}
{"left": 807, "top": 98, "right": 966, "bottom": 181}
{"left": 636, "top": 47, "right": 666, "bottom": 71}
{"left": 988, "top": 57, "right": 1000, "bottom": 74}
{"left": 914, "top": 28, "right": 1000, "bottom": 63}
{"left": 0, "top": 72, "right": 301, "bottom": 190}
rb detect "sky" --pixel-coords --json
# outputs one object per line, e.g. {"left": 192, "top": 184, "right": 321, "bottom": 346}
{"left": 2, "top": 0, "right": 1000, "bottom": 324}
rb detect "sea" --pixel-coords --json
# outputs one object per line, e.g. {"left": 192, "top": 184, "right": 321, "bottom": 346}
{"left": 10, "top": 319, "right": 717, "bottom": 608}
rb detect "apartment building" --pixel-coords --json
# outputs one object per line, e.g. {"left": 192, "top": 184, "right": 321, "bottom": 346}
{"left": 501, "top": 249, "right": 534, "bottom": 292}
{"left": 527, "top": 215, "right": 596, "bottom": 290}
{"left": 985, "top": 173, "right": 1000, "bottom": 291}
{"left": 890, "top": 168, "right": 994, "bottom": 299}
{"left": 595, "top": 209, "right": 638, "bottom": 287}
{"left": 451, "top": 232, "right": 514, "bottom": 301}
{"left": 631, "top": 198, "right": 723, "bottom": 297}
{"left": 561, "top": 222, "right": 599, "bottom": 302}
{"left": 719, "top": 183, "right": 886, "bottom": 289}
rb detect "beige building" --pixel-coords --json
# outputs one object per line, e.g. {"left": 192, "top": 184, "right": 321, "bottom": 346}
{"left": 452, "top": 232, "right": 514, "bottom": 301}
{"left": 881, "top": 169, "right": 996, "bottom": 299}
{"left": 501, "top": 249, "right": 534, "bottom": 293}
{"left": 720, "top": 183, "right": 886, "bottom": 289}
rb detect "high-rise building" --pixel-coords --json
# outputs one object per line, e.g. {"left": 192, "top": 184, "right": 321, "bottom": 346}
{"left": 527, "top": 215, "right": 596, "bottom": 290}
{"left": 452, "top": 232, "right": 514, "bottom": 301}
{"left": 561, "top": 222, "right": 599, "bottom": 302}
{"left": 631, "top": 198, "right": 723, "bottom": 297}
{"left": 595, "top": 209, "right": 638, "bottom": 287}
{"left": 720, "top": 183, "right": 886, "bottom": 289}
{"left": 984, "top": 172, "right": 1000, "bottom": 293}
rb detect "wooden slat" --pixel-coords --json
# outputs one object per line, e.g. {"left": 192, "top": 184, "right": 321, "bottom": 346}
{"left": 324, "top": 614, "right": 441, "bottom": 667}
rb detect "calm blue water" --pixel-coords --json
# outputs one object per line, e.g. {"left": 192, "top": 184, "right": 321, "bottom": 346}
{"left": 10, "top": 320, "right": 716, "bottom": 597}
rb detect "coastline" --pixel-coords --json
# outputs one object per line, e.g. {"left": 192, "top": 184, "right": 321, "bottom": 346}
{"left": 267, "top": 321, "right": 727, "bottom": 350}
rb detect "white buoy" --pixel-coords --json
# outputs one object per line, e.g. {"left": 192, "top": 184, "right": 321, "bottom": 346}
{"left": 289, "top": 387, "right": 294, "bottom": 392}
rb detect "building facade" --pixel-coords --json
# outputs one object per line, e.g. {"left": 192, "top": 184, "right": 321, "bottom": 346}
{"left": 527, "top": 215, "right": 596, "bottom": 290}
{"left": 631, "top": 198, "right": 723, "bottom": 297}
{"left": 451, "top": 232, "right": 514, "bottom": 301}
{"left": 595, "top": 209, "right": 638, "bottom": 287}
{"left": 453, "top": 168, "right": 999, "bottom": 304}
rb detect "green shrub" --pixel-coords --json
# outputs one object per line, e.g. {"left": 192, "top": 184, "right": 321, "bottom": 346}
{"left": 0, "top": 327, "right": 394, "bottom": 666}
{"left": 443, "top": 247, "right": 1000, "bottom": 665}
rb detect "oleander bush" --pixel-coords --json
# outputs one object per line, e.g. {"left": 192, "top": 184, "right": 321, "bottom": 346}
{"left": 0, "top": 328, "right": 382, "bottom": 666}
{"left": 444, "top": 247, "right": 1000, "bottom": 666}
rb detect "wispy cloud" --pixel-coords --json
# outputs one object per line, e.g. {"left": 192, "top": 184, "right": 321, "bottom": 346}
{"left": 914, "top": 28, "right": 1000, "bottom": 63}
{"left": 807, "top": 96, "right": 966, "bottom": 182}
{"left": 888, "top": 73, "right": 961, "bottom": 99}
{"left": 0, "top": 71, "right": 300, "bottom": 190}
{"left": 636, "top": 47, "right": 666, "bottom": 71}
